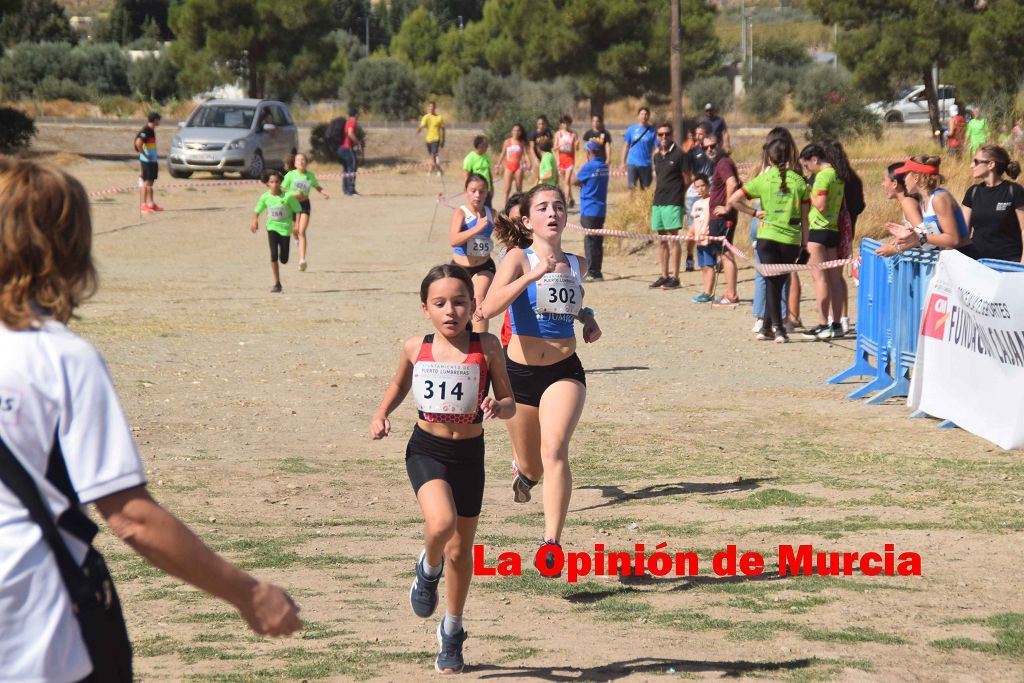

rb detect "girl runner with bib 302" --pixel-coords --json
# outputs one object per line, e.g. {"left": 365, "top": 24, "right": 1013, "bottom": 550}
{"left": 281, "top": 153, "right": 329, "bottom": 272}
{"left": 370, "top": 264, "right": 514, "bottom": 675}
{"left": 476, "top": 184, "right": 601, "bottom": 575}
{"left": 449, "top": 173, "right": 496, "bottom": 333}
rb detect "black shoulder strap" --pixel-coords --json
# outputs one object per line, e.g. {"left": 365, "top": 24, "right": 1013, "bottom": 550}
{"left": 46, "top": 433, "right": 99, "bottom": 544}
{"left": 423, "top": 333, "right": 434, "bottom": 344}
{"left": 0, "top": 433, "right": 91, "bottom": 603}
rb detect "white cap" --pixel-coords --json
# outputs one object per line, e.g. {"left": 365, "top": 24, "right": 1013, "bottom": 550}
{"left": 704, "top": 102, "right": 714, "bottom": 111}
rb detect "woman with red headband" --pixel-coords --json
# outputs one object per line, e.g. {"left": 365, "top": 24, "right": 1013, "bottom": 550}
{"left": 885, "top": 155, "right": 973, "bottom": 254}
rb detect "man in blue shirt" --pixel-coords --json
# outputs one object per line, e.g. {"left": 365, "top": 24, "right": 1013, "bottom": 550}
{"left": 576, "top": 140, "right": 609, "bottom": 281}
{"left": 619, "top": 106, "right": 655, "bottom": 198}
{"left": 698, "top": 103, "right": 731, "bottom": 153}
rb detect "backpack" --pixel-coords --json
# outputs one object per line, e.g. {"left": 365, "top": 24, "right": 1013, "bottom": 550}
{"left": 325, "top": 116, "right": 347, "bottom": 150}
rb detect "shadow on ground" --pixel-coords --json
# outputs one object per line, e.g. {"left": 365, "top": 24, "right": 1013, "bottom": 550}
{"left": 471, "top": 656, "right": 815, "bottom": 680}
{"left": 574, "top": 477, "right": 775, "bottom": 512}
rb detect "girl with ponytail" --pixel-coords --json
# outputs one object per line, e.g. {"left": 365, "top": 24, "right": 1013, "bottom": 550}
{"left": 727, "top": 136, "right": 809, "bottom": 344}
{"left": 477, "top": 183, "right": 602, "bottom": 572}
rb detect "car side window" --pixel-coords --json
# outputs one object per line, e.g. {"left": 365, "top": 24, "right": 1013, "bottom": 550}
{"left": 271, "top": 106, "right": 290, "bottom": 126}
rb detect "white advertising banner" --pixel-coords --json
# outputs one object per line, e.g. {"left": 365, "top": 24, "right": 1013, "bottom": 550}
{"left": 909, "top": 250, "right": 1024, "bottom": 449}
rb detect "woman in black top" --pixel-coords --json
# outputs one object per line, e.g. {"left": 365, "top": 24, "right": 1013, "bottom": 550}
{"left": 962, "top": 144, "right": 1024, "bottom": 263}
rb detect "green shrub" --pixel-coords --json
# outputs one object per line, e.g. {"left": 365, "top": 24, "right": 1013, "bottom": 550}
{"left": 687, "top": 76, "right": 734, "bottom": 115}
{"left": 35, "top": 76, "right": 94, "bottom": 101}
{"left": 742, "top": 81, "right": 785, "bottom": 121}
{"left": 0, "top": 107, "right": 37, "bottom": 153}
{"left": 128, "top": 52, "right": 180, "bottom": 102}
{"left": 309, "top": 122, "right": 366, "bottom": 163}
{"left": 0, "top": 42, "right": 70, "bottom": 99}
{"left": 68, "top": 42, "right": 130, "bottom": 95}
{"left": 344, "top": 57, "right": 424, "bottom": 120}
{"left": 453, "top": 68, "right": 516, "bottom": 121}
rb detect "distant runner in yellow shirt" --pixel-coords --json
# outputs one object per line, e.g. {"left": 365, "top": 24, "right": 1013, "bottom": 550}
{"left": 416, "top": 101, "right": 446, "bottom": 176}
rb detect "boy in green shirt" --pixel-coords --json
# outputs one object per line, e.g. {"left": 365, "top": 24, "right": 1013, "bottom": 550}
{"left": 251, "top": 170, "right": 303, "bottom": 293}
{"left": 462, "top": 135, "right": 493, "bottom": 206}
{"left": 538, "top": 138, "right": 557, "bottom": 186}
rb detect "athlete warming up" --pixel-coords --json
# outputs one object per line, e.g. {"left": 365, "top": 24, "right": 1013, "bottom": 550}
{"left": 476, "top": 184, "right": 601, "bottom": 574}
{"left": 449, "top": 174, "right": 496, "bottom": 333}
{"left": 370, "top": 265, "right": 514, "bottom": 674}
{"left": 281, "top": 152, "right": 329, "bottom": 272}
{"left": 251, "top": 171, "right": 302, "bottom": 293}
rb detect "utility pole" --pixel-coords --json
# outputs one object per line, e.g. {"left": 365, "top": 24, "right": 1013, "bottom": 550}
{"left": 670, "top": 0, "right": 682, "bottom": 136}
{"left": 364, "top": 15, "right": 370, "bottom": 56}
{"left": 747, "top": 17, "right": 753, "bottom": 87}
{"left": 740, "top": 0, "right": 745, "bottom": 76}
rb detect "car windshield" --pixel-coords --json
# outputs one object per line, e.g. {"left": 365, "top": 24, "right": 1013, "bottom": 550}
{"left": 894, "top": 87, "right": 917, "bottom": 101}
{"left": 188, "top": 106, "right": 255, "bottom": 129}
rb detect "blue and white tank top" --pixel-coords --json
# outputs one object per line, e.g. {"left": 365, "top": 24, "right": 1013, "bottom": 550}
{"left": 922, "top": 189, "right": 969, "bottom": 239}
{"left": 508, "top": 249, "right": 583, "bottom": 339}
{"left": 453, "top": 205, "right": 494, "bottom": 257}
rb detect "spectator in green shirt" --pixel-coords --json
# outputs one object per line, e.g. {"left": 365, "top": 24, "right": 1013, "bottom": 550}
{"left": 967, "top": 107, "right": 991, "bottom": 155}
{"left": 463, "top": 135, "right": 493, "bottom": 207}
{"left": 537, "top": 138, "right": 557, "bottom": 186}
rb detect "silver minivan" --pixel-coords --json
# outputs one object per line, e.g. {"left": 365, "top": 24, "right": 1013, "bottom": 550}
{"left": 865, "top": 85, "right": 956, "bottom": 124}
{"left": 168, "top": 99, "right": 299, "bottom": 179}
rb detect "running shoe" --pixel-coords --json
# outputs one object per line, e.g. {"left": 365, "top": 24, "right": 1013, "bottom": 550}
{"left": 711, "top": 295, "right": 739, "bottom": 308}
{"left": 270, "top": 283, "right": 282, "bottom": 293}
{"left": 537, "top": 540, "right": 561, "bottom": 576}
{"left": 661, "top": 277, "right": 680, "bottom": 289}
{"left": 774, "top": 330, "right": 789, "bottom": 344}
{"left": 410, "top": 550, "right": 443, "bottom": 618}
{"left": 817, "top": 323, "right": 844, "bottom": 340}
{"left": 512, "top": 460, "right": 533, "bottom": 503}
{"left": 755, "top": 330, "right": 772, "bottom": 341}
{"left": 752, "top": 318, "right": 764, "bottom": 333}
{"left": 435, "top": 618, "right": 468, "bottom": 674}
{"left": 801, "top": 324, "right": 828, "bottom": 339}
{"left": 299, "top": 260, "right": 307, "bottom": 272}
{"left": 840, "top": 316, "right": 850, "bottom": 335}
{"left": 140, "top": 204, "right": 154, "bottom": 214}
{"left": 149, "top": 204, "right": 164, "bottom": 212}
{"left": 685, "top": 257, "right": 695, "bottom": 272}
{"left": 649, "top": 276, "right": 668, "bottom": 289}
{"left": 691, "top": 292, "right": 713, "bottom": 304}
{"left": 583, "top": 273, "right": 604, "bottom": 283}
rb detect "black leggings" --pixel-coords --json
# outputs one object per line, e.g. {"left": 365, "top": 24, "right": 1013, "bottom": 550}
{"left": 405, "top": 425, "right": 485, "bottom": 517}
{"left": 268, "top": 230, "right": 290, "bottom": 263}
{"left": 755, "top": 239, "right": 801, "bottom": 333}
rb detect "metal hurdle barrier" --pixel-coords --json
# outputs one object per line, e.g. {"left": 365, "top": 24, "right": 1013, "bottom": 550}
{"left": 864, "top": 248, "right": 939, "bottom": 404}
{"left": 827, "top": 239, "right": 895, "bottom": 398}
{"left": 979, "top": 258, "right": 1024, "bottom": 273}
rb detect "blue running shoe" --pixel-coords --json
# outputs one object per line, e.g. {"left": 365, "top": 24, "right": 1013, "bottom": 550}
{"left": 410, "top": 550, "right": 442, "bottom": 618}
{"left": 691, "top": 292, "right": 713, "bottom": 304}
{"left": 435, "top": 618, "right": 468, "bottom": 674}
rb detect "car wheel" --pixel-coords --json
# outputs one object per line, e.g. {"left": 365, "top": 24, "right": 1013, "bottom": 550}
{"left": 245, "top": 152, "right": 265, "bottom": 180}
{"left": 168, "top": 167, "right": 192, "bottom": 179}
{"left": 885, "top": 112, "right": 904, "bottom": 124}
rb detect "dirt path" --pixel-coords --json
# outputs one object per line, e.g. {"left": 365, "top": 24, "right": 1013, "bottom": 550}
{"left": 59, "top": 155, "right": 1024, "bottom": 682}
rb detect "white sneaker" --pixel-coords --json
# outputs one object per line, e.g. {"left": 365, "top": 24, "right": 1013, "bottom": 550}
{"left": 840, "top": 316, "right": 850, "bottom": 335}
{"left": 299, "top": 260, "right": 307, "bottom": 272}
{"left": 752, "top": 318, "right": 763, "bottom": 333}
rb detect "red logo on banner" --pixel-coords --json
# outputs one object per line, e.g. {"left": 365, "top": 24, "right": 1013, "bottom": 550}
{"left": 922, "top": 293, "right": 949, "bottom": 340}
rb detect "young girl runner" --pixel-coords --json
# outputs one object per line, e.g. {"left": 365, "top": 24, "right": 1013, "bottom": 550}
{"left": 497, "top": 124, "right": 530, "bottom": 209}
{"left": 449, "top": 174, "right": 496, "bottom": 333}
{"left": 251, "top": 170, "right": 303, "bottom": 293}
{"left": 556, "top": 115, "right": 579, "bottom": 208}
{"left": 281, "top": 152, "right": 330, "bottom": 271}
{"left": 476, "top": 184, "right": 602, "bottom": 572}
{"left": 370, "top": 265, "right": 514, "bottom": 675}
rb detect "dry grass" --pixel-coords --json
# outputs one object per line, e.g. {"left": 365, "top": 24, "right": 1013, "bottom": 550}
{"left": 5, "top": 98, "right": 197, "bottom": 120}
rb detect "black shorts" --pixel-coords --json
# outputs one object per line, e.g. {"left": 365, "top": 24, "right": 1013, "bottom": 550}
{"left": 140, "top": 161, "right": 158, "bottom": 181}
{"left": 297, "top": 199, "right": 311, "bottom": 215}
{"left": 580, "top": 215, "right": 606, "bottom": 230}
{"left": 406, "top": 425, "right": 485, "bottom": 518}
{"left": 808, "top": 229, "right": 840, "bottom": 248}
{"left": 427, "top": 141, "right": 440, "bottom": 155}
{"left": 504, "top": 350, "right": 586, "bottom": 407}
{"left": 453, "top": 258, "right": 496, "bottom": 276}
{"left": 268, "top": 230, "right": 290, "bottom": 263}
